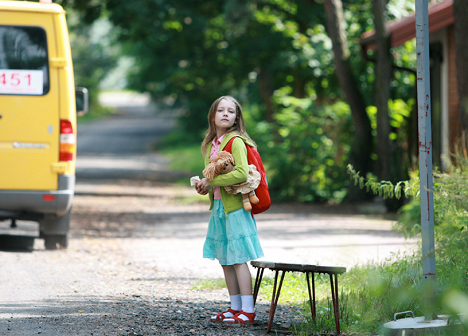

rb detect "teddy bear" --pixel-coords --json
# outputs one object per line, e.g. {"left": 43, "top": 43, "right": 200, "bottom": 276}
{"left": 202, "top": 150, "right": 261, "bottom": 211}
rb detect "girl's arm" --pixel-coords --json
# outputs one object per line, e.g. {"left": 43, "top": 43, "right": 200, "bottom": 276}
{"left": 210, "top": 138, "right": 249, "bottom": 187}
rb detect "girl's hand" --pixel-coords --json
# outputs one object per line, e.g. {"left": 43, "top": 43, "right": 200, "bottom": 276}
{"left": 195, "top": 178, "right": 211, "bottom": 195}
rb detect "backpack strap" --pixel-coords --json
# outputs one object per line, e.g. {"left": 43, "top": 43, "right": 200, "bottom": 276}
{"left": 223, "top": 136, "right": 237, "bottom": 153}
{"left": 224, "top": 136, "right": 254, "bottom": 166}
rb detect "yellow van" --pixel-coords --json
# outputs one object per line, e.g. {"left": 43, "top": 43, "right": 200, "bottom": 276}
{"left": 0, "top": 0, "right": 87, "bottom": 249}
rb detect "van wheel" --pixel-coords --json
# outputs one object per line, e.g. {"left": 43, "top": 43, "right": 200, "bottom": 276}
{"left": 44, "top": 235, "right": 68, "bottom": 250}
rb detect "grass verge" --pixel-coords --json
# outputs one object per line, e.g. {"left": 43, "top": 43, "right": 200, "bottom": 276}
{"left": 191, "top": 278, "right": 226, "bottom": 291}
{"left": 162, "top": 145, "right": 204, "bottom": 175}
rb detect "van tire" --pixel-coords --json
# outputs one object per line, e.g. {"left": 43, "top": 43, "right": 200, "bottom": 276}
{"left": 39, "top": 209, "right": 71, "bottom": 250}
{"left": 44, "top": 234, "right": 68, "bottom": 250}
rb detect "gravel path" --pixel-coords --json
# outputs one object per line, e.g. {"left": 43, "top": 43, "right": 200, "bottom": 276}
{"left": 0, "top": 180, "right": 309, "bottom": 336}
{"left": 0, "top": 178, "right": 416, "bottom": 336}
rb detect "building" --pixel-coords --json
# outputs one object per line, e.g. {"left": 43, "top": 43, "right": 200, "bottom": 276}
{"left": 360, "top": 0, "right": 456, "bottom": 170}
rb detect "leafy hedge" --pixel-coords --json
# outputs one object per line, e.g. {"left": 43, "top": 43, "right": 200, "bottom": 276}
{"left": 245, "top": 93, "right": 353, "bottom": 203}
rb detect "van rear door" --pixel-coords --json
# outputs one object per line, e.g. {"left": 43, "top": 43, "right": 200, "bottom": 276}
{"left": 0, "top": 12, "right": 60, "bottom": 190}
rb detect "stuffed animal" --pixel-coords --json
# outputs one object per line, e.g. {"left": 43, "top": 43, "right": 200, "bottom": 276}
{"left": 203, "top": 151, "right": 261, "bottom": 211}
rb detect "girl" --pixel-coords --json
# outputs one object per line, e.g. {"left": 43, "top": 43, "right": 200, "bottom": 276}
{"left": 195, "top": 96, "right": 264, "bottom": 324}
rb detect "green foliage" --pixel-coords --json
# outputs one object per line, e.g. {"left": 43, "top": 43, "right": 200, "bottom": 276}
{"left": 96, "top": 0, "right": 374, "bottom": 138}
{"left": 63, "top": 0, "right": 420, "bottom": 205}
{"left": 397, "top": 198, "right": 422, "bottom": 238}
{"left": 325, "top": 155, "right": 468, "bottom": 334}
{"left": 347, "top": 164, "right": 417, "bottom": 200}
{"left": 340, "top": 255, "right": 425, "bottom": 334}
{"left": 395, "top": 157, "right": 468, "bottom": 238}
{"left": 255, "top": 94, "right": 353, "bottom": 203}
{"left": 367, "top": 99, "right": 414, "bottom": 140}
{"left": 68, "top": 14, "right": 118, "bottom": 116}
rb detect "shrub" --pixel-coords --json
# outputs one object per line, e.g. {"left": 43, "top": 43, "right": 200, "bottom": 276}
{"left": 245, "top": 93, "right": 353, "bottom": 203}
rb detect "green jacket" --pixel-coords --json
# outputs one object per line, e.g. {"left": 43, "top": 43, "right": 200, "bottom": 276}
{"left": 205, "top": 132, "right": 254, "bottom": 214}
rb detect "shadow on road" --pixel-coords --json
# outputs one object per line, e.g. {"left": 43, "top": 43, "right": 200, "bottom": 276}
{"left": 0, "top": 291, "right": 293, "bottom": 335}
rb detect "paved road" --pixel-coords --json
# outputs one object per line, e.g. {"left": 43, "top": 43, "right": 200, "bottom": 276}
{"left": 76, "top": 94, "right": 185, "bottom": 182}
{"left": 71, "top": 181, "right": 418, "bottom": 278}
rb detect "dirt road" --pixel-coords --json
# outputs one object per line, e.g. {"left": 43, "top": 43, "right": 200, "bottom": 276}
{"left": 0, "top": 178, "right": 417, "bottom": 336}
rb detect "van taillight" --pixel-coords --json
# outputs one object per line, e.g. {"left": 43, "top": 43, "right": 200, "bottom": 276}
{"left": 59, "top": 119, "right": 75, "bottom": 161}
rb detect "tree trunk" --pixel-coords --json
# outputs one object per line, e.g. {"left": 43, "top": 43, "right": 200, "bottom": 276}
{"left": 453, "top": 0, "right": 468, "bottom": 135}
{"left": 257, "top": 69, "right": 275, "bottom": 123}
{"left": 324, "top": 0, "right": 373, "bottom": 201}
{"left": 372, "top": 0, "right": 406, "bottom": 211}
{"left": 372, "top": 0, "right": 392, "bottom": 181}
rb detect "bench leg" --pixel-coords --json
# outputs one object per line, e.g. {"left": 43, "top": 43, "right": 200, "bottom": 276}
{"left": 329, "top": 273, "right": 341, "bottom": 335}
{"left": 267, "top": 270, "right": 286, "bottom": 333}
{"left": 306, "top": 272, "right": 316, "bottom": 319}
{"left": 253, "top": 267, "right": 264, "bottom": 305}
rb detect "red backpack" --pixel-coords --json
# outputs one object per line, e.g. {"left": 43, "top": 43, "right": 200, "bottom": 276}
{"left": 224, "top": 136, "right": 271, "bottom": 215}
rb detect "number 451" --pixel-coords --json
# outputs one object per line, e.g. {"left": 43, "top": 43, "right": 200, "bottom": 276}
{"left": 0, "top": 73, "right": 32, "bottom": 86}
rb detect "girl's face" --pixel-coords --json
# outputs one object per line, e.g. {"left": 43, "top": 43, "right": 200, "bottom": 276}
{"left": 213, "top": 99, "right": 237, "bottom": 132}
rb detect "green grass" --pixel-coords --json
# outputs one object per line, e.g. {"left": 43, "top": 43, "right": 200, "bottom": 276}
{"left": 256, "top": 272, "right": 366, "bottom": 334}
{"left": 174, "top": 194, "right": 209, "bottom": 205}
{"left": 162, "top": 144, "right": 205, "bottom": 176}
{"left": 77, "top": 105, "right": 115, "bottom": 123}
{"left": 189, "top": 255, "right": 432, "bottom": 335}
{"left": 191, "top": 278, "right": 226, "bottom": 290}
{"left": 153, "top": 129, "right": 205, "bottom": 176}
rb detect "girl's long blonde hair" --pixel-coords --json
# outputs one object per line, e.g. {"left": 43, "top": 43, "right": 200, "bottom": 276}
{"left": 201, "top": 96, "right": 256, "bottom": 157}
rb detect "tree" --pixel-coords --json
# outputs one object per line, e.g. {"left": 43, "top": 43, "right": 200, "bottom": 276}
{"left": 372, "top": 0, "right": 408, "bottom": 210}
{"left": 60, "top": 0, "right": 417, "bottom": 204}
{"left": 94, "top": 0, "right": 333, "bottom": 139}
{"left": 65, "top": 9, "right": 118, "bottom": 114}
{"left": 372, "top": 0, "right": 392, "bottom": 181}
{"left": 453, "top": 0, "right": 468, "bottom": 134}
{"left": 324, "top": 0, "right": 373, "bottom": 201}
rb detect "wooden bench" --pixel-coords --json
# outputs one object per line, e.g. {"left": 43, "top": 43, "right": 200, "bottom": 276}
{"left": 251, "top": 261, "right": 346, "bottom": 334}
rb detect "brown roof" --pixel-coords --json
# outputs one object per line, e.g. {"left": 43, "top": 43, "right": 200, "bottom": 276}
{"left": 361, "top": 0, "right": 454, "bottom": 51}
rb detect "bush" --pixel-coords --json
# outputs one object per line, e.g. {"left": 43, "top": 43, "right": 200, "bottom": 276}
{"left": 395, "top": 165, "right": 468, "bottom": 238}
{"left": 245, "top": 92, "right": 353, "bottom": 203}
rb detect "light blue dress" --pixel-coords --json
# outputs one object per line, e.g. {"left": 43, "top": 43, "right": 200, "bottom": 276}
{"left": 203, "top": 200, "right": 264, "bottom": 265}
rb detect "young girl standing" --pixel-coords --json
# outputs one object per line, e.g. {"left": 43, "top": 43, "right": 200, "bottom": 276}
{"left": 195, "top": 96, "right": 264, "bottom": 324}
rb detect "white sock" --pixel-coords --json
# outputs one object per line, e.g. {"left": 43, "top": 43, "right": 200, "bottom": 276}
{"left": 212, "top": 295, "right": 241, "bottom": 320}
{"left": 230, "top": 294, "right": 242, "bottom": 311}
{"left": 236, "top": 295, "right": 255, "bottom": 321}
{"left": 241, "top": 295, "right": 254, "bottom": 313}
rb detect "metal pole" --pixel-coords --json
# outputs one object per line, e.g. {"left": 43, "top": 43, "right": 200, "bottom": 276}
{"left": 415, "top": 0, "right": 437, "bottom": 321}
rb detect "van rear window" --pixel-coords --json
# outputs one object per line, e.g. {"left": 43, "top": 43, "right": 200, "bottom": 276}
{"left": 0, "top": 26, "right": 49, "bottom": 95}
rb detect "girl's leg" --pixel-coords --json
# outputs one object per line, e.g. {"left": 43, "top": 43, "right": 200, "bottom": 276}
{"left": 231, "top": 263, "right": 256, "bottom": 322}
{"left": 233, "top": 263, "right": 252, "bottom": 295}
{"left": 211, "top": 265, "right": 241, "bottom": 321}
{"left": 223, "top": 264, "right": 255, "bottom": 319}
{"left": 222, "top": 265, "right": 240, "bottom": 295}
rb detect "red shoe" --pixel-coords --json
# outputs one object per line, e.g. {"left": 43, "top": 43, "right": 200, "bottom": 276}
{"left": 210, "top": 308, "right": 240, "bottom": 322}
{"left": 223, "top": 310, "right": 257, "bottom": 324}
